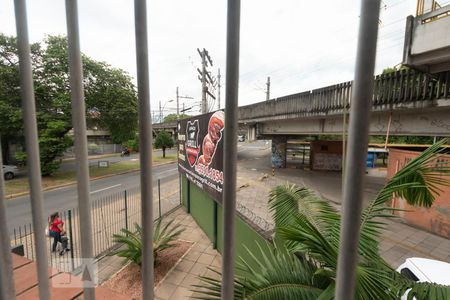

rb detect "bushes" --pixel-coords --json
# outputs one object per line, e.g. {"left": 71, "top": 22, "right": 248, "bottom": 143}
{"left": 112, "top": 218, "right": 184, "bottom": 266}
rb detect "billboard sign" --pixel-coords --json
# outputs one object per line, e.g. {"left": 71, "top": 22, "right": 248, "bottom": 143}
{"left": 178, "top": 111, "right": 225, "bottom": 201}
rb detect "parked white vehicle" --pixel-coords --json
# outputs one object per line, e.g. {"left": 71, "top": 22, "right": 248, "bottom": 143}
{"left": 2, "top": 165, "right": 18, "bottom": 180}
{"left": 397, "top": 257, "right": 450, "bottom": 299}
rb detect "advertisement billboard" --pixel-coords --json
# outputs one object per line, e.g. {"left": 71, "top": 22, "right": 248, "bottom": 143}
{"left": 178, "top": 111, "right": 225, "bottom": 202}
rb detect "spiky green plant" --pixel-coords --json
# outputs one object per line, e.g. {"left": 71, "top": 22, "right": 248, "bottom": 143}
{"left": 193, "top": 139, "right": 450, "bottom": 299}
{"left": 112, "top": 218, "right": 184, "bottom": 266}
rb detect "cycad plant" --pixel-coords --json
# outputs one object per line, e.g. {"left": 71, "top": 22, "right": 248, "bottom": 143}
{"left": 194, "top": 140, "right": 450, "bottom": 299}
{"left": 112, "top": 218, "right": 184, "bottom": 266}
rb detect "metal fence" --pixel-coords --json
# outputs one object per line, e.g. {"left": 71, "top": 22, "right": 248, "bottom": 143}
{"left": 9, "top": 178, "right": 181, "bottom": 273}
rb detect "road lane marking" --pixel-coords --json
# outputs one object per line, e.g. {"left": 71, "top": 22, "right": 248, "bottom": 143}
{"left": 90, "top": 184, "right": 122, "bottom": 194}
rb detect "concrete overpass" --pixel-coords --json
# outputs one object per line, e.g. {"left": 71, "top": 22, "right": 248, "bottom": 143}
{"left": 240, "top": 69, "right": 450, "bottom": 139}
{"left": 155, "top": 69, "right": 450, "bottom": 138}
{"left": 154, "top": 69, "right": 450, "bottom": 168}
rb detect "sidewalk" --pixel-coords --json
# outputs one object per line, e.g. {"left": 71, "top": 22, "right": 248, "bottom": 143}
{"left": 96, "top": 207, "right": 221, "bottom": 300}
{"left": 235, "top": 164, "right": 450, "bottom": 268}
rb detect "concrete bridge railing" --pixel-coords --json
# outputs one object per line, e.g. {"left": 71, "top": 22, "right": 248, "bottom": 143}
{"left": 239, "top": 69, "right": 450, "bottom": 123}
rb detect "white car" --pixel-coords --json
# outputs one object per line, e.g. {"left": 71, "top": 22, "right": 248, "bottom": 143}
{"left": 3, "top": 165, "right": 18, "bottom": 180}
{"left": 397, "top": 257, "right": 450, "bottom": 299}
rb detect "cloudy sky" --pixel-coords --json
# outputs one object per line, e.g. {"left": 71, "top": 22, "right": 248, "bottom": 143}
{"left": 1, "top": 0, "right": 415, "bottom": 119}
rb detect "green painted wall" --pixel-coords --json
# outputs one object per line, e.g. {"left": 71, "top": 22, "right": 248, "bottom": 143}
{"left": 189, "top": 180, "right": 215, "bottom": 241}
{"left": 216, "top": 204, "right": 270, "bottom": 275}
{"left": 181, "top": 175, "right": 188, "bottom": 207}
{"left": 181, "top": 174, "right": 271, "bottom": 276}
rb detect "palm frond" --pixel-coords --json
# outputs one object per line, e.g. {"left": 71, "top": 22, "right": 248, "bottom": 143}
{"left": 111, "top": 218, "right": 184, "bottom": 265}
{"left": 397, "top": 281, "right": 450, "bottom": 299}
{"left": 192, "top": 242, "right": 330, "bottom": 300}
{"left": 359, "top": 138, "right": 450, "bottom": 260}
{"left": 268, "top": 184, "right": 340, "bottom": 244}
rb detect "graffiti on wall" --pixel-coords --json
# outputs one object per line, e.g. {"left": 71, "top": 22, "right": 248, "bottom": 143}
{"left": 271, "top": 139, "right": 286, "bottom": 168}
{"left": 313, "top": 153, "right": 342, "bottom": 171}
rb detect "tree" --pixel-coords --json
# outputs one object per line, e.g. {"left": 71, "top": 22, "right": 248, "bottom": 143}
{"left": 194, "top": 140, "right": 450, "bottom": 299}
{"left": 154, "top": 131, "right": 174, "bottom": 158}
{"left": 163, "top": 113, "right": 190, "bottom": 123}
{"left": 0, "top": 34, "right": 138, "bottom": 174}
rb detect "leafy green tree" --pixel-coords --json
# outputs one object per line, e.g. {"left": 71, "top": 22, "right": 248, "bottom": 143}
{"left": 194, "top": 140, "right": 450, "bottom": 299}
{"left": 163, "top": 113, "right": 190, "bottom": 123}
{"left": 0, "top": 34, "right": 138, "bottom": 174}
{"left": 154, "top": 131, "right": 174, "bottom": 158}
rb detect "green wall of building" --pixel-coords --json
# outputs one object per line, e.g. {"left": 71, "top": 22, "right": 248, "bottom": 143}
{"left": 181, "top": 175, "right": 271, "bottom": 275}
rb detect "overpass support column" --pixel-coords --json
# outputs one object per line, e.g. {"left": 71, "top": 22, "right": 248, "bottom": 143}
{"left": 247, "top": 125, "right": 256, "bottom": 141}
{"left": 271, "top": 136, "right": 287, "bottom": 168}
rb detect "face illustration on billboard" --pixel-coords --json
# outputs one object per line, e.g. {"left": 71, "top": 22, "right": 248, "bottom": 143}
{"left": 198, "top": 111, "right": 225, "bottom": 166}
{"left": 185, "top": 120, "right": 200, "bottom": 167}
{"left": 178, "top": 110, "right": 225, "bottom": 201}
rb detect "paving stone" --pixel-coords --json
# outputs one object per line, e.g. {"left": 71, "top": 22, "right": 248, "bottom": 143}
{"left": 175, "top": 259, "right": 195, "bottom": 273}
{"left": 180, "top": 273, "right": 200, "bottom": 289}
{"left": 164, "top": 270, "right": 188, "bottom": 285}
{"left": 155, "top": 281, "right": 177, "bottom": 299}
{"left": 171, "top": 286, "right": 193, "bottom": 299}
{"left": 197, "top": 253, "right": 215, "bottom": 265}
{"left": 188, "top": 262, "right": 208, "bottom": 276}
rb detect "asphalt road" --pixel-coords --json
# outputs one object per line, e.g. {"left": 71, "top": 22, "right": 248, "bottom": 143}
{"left": 6, "top": 162, "right": 178, "bottom": 232}
{"left": 60, "top": 148, "right": 177, "bottom": 172}
{"left": 5, "top": 141, "right": 270, "bottom": 232}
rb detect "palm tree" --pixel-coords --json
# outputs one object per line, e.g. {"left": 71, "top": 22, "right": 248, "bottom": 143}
{"left": 193, "top": 140, "right": 450, "bottom": 299}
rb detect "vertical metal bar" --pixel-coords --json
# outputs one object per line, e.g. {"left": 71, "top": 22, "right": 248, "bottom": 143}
{"left": 13, "top": 1, "right": 51, "bottom": 298}
{"left": 221, "top": 0, "right": 241, "bottom": 299}
{"left": 30, "top": 224, "right": 34, "bottom": 261}
{"left": 179, "top": 174, "right": 182, "bottom": 205}
{"left": 187, "top": 179, "right": 191, "bottom": 213}
{"left": 335, "top": 1, "right": 380, "bottom": 299}
{"left": 158, "top": 179, "right": 161, "bottom": 219}
{"left": 0, "top": 140, "right": 16, "bottom": 300}
{"left": 68, "top": 210, "right": 75, "bottom": 271}
{"left": 24, "top": 224, "right": 28, "bottom": 258}
{"left": 134, "top": 0, "right": 155, "bottom": 298}
{"left": 64, "top": 0, "right": 94, "bottom": 298}
{"left": 213, "top": 201, "right": 218, "bottom": 249}
{"left": 124, "top": 190, "right": 129, "bottom": 231}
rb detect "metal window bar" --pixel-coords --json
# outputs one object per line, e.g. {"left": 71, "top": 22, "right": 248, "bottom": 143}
{"left": 64, "top": 0, "right": 95, "bottom": 298}
{"left": 0, "top": 140, "right": 16, "bottom": 300}
{"left": 13, "top": 0, "right": 51, "bottom": 298}
{"left": 335, "top": 1, "right": 381, "bottom": 299}
{"left": 134, "top": 0, "right": 155, "bottom": 299}
{"left": 221, "top": 0, "right": 241, "bottom": 299}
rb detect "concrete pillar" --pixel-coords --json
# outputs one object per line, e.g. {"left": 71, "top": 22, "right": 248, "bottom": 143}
{"left": 271, "top": 136, "right": 287, "bottom": 168}
{"left": 247, "top": 125, "right": 256, "bottom": 141}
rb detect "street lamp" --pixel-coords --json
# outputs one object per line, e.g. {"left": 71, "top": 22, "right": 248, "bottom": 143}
{"left": 159, "top": 99, "right": 174, "bottom": 123}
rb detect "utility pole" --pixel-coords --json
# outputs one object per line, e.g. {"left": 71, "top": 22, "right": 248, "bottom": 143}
{"left": 176, "top": 87, "right": 179, "bottom": 119}
{"left": 175, "top": 87, "right": 193, "bottom": 119}
{"left": 217, "top": 68, "right": 221, "bottom": 109}
{"left": 266, "top": 76, "right": 270, "bottom": 101}
{"left": 159, "top": 100, "right": 162, "bottom": 123}
{"left": 197, "top": 48, "right": 214, "bottom": 114}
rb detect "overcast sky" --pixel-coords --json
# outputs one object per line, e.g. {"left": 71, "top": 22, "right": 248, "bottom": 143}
{"left": 1, "top": 0, "right": 415, "bottom": 118}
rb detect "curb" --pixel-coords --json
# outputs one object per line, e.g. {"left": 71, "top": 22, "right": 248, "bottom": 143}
{"left": 6, "top": 160, "right": 177, "bottom": 200}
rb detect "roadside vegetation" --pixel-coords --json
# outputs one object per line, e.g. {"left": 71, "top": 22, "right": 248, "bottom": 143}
{"left": 4, "top": 154, "right": 176, "bottom": 197}
{"left": 0, "top": 34, "right": 138, "bottom": 175}
{"left": 194, "top": 140, "right": 450, "bottom": 299}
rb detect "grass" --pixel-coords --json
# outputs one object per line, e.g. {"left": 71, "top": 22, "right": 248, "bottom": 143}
{"left": 5, "top": 154, "right": 177, "bottom": 197}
